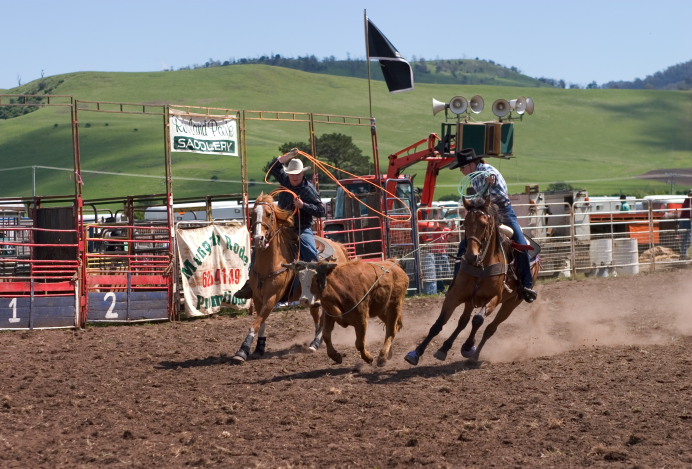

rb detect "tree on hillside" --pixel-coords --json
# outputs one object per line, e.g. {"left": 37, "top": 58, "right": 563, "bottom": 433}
{"left": 603, "top": 59, "right": 692, "bottom": 90}
{"left": 438, "top": 194, "right": 460, "bottom": 202}
{"left": 263, "top": 133, "right": 370, "bottom": 179}
{"left": 547, "top": 182, "right": 575, "bottom": 191}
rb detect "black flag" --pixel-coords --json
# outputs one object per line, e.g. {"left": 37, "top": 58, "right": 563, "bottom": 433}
{"left": 366, "top": 19, "right": 414, "bottom": 93}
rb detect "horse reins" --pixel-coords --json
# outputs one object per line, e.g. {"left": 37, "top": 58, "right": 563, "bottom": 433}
{"left": 252, "top": 202, "right": 280, "bottom": 246}
{"left": 458, "top": 206, "right": 510, "bottom": 282}
{"left": 250, "top": 200, "right": 297, "bottom": 294}
{"left": 465, "top": 207, "right": 495, "bottom": 267}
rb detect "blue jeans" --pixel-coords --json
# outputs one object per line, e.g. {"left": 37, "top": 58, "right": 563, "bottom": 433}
{"left": 289, "top": 227, "right": 319, "bottom": 297}
{"left": 454, "top": 204, "right": 533, "bottom": 289}
{"left": 297, "top": 227, "right": 319, "bottom": 262}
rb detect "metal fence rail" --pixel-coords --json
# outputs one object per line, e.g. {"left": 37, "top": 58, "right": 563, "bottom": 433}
{"left": 415, "top": 200, "right": 690, "bottom": 290}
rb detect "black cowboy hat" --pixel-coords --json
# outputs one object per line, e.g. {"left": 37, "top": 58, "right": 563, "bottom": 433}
{"left": 448, "top": 148, "right": 482, "bottom": 170}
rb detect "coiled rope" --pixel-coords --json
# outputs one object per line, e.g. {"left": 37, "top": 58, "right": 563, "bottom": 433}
{"left": 459, "top": 170, "right": 493, "bottom": 199}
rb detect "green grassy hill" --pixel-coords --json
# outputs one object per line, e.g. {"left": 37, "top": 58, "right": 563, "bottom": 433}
{"left": 1, "top": 65, "right": 690, "bottom": 201}
{"left": 225, "top": 57, "right": 550, "bottom": 87}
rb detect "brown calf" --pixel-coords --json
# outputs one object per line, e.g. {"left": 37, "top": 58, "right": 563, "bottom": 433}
{"left": 301, "top": 258, "right": 409, "bottom": 366}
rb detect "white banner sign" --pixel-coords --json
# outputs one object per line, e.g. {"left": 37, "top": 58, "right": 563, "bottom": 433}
{"left": 176, "top": 223, "right": 251, "bottom": 316}
{"left": 169, "top": 110, "right": 239, "bottom": 156}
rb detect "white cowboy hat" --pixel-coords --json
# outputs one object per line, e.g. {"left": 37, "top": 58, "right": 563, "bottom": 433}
{"left": 284, "top": 158, "right": 309, "bottom": 175}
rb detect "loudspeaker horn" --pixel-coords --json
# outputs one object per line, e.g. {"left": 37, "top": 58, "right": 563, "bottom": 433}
{"left": 509, "top": 96, "right": 527, "bottom": 115}
{"left": 469, "top": 95, "right": 484, "bottom": 114}
{"left": 491, "top": 99, "right": 510, "bottom": 118}
{"left": 525, "top": 97, "right": 535, "bottom": 115}
{"left": 449, "top": 95, "right": 468, "bottom": 115}
{"left": 432, "top": 98, "right": 448, "bottom": 116}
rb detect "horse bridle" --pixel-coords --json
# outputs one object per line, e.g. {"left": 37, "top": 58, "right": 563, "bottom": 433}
{"left": 252, "top": 201, "right": 282, "bottom": 249}
{"left": 250, "top": 201, "right": 293, "bottom": 292}
{"left": 465, "top": 207, "right": 495, "bottom": 267}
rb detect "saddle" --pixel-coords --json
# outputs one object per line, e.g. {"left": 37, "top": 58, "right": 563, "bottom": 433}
{"left": 500, "top": 232, "right": 541, "bottom": 292}
{"left": 510, "top": 234, "right": 541, "bottom": 263}
{"left": 454, "top": 229, "right": 541, "bottom": 272}
{"left": 499, "top": 224, "right": 541, "bottom": 263}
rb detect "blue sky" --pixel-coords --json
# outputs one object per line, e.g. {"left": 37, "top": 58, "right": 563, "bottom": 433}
{"left": 2, "top": 0, "right": 691, "bottom": 90}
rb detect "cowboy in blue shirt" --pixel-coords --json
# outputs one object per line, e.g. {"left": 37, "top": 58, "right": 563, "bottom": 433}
{"left": 450, "top": 148, "right": 537, "bottom": 303}
{"left": 269, "top": 149, "right": 326, "bottom": 262}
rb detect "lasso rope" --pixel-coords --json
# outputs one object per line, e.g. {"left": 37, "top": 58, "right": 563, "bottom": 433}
{"left": 262, "top": 149, "right": 452, "bottom": 263}
{"left": 267, "top": 188, "right": 299, "bottom": 216}
{"left": 459, "top": 170, "right": 493, "bottom": 199}
{"left": 264, "top": 149, "right": 413, "bottom": 222}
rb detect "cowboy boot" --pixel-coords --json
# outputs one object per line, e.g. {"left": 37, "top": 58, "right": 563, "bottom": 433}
{"left": 235, "top": 280, "right": 253, "bottom": 299}
{"left": 521, "top": 286, "right": 537, "bottom": 303}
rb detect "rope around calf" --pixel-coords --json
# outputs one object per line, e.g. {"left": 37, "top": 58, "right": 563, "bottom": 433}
{"left": 321, "top": 261, "right": 397, "bottom": 318}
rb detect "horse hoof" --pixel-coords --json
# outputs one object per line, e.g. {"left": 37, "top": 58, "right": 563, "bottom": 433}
{"left": 231, "top": 354, "right": 246, "bottom": 364}
{"left": 329, "top": 354, "right": 343, "bottom": 364}
{"left": 404, "top": 350, "right": 420, "bottom": 366}
{"left": 461, "top": 346, "right": 476, "bottom": 359}
{"left": 433, "top": 349, "right": 448, "bottom": 361}
{"left": 231, "top": 348, "right": 248, "bottom": 364}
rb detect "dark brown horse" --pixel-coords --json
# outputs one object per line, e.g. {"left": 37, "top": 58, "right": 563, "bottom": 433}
{"left": 404, "top": 196, "right": 540, "bottom": 364}
{"left": 231, "top": 193, "right": 349, "bottom": 363}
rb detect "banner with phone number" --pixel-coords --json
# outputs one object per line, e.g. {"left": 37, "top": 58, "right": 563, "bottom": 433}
{"left": 176, "top": 223, "right": 250, "bottom": 316}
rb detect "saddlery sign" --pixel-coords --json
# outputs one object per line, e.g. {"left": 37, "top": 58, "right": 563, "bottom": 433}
{"left": 169, "top": 109, "right": 239, "bottom": 156}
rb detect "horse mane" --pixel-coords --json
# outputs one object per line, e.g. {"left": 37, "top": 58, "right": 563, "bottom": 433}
{"left": 256, "top": 192, "right": 295, "bottom": 228}
{"left": 465, "top": 196, "right": 500, "bottom": 222}
{"left": 465, "top": 196, "right": 504, "bottom": 249}
{"left": 487, "top": 201, "right": 500, "bottom": 221}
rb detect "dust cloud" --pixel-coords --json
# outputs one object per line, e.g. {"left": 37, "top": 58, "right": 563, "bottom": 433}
{"left": 268, "top": 269, "right": 691, "bottom": 365}
{"left": 467, "top": 270, "right": 691, "bottom": 362}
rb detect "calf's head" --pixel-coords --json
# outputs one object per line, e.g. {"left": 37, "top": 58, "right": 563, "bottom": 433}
{"left": 283, "top": 260, "right": 339, "bottom": 307}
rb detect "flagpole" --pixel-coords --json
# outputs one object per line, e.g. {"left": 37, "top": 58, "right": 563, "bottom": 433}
{"left": 363, "top": 10, "right": 380, "bottom": 189}
{"left": 364, "top": 9, "right": 373, "bottom": 118}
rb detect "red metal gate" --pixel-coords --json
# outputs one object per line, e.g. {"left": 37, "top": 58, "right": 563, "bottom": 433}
{"left": 0, "top": 198, "right": 80, "bottom": 330}
{"left": 81, "top": 195, "right": 174, "bottom": 324}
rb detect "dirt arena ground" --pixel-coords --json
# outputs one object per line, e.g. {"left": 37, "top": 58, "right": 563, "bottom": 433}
{"left": 2, "top": 267, "right": 691, "bottom": 469}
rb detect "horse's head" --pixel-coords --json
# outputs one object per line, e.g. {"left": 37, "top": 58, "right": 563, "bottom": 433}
{"left": 462, "top": 196, "right": 496, "bottom": 266}
{"left": 250, "top": 193, "right": 295, "bottom": 250}
{"left": 250, "top": 194, "right": 277, "bottom": 250}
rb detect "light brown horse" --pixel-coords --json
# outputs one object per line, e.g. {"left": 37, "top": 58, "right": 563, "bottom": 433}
{"left": 404, "top": 196, "right": 540, "bottom": 364}
{"left": 231, "top": 193, "right": 349, "bottom": 363}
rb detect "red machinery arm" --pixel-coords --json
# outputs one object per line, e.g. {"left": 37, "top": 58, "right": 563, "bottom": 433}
{"left": 386, "top": 133, "right": 456, "bottom": 207}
